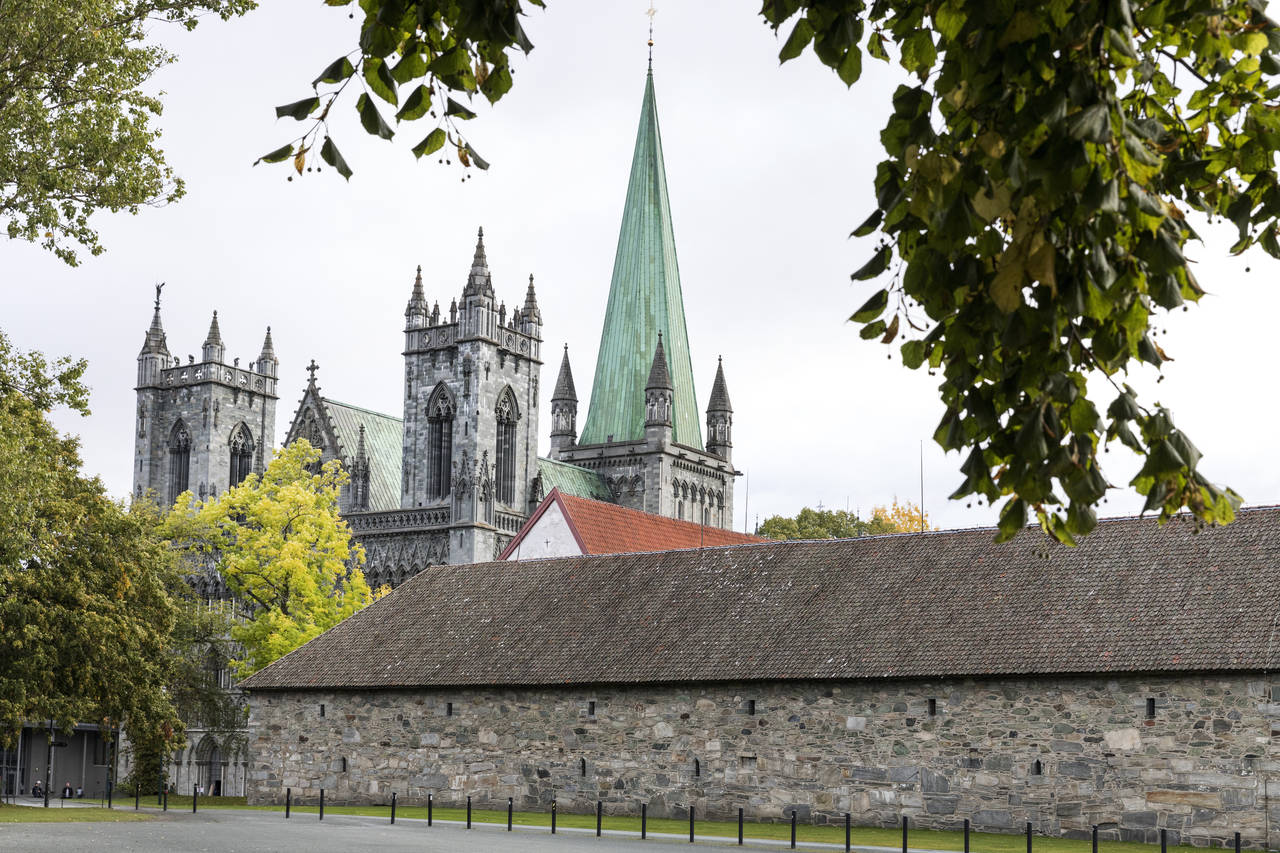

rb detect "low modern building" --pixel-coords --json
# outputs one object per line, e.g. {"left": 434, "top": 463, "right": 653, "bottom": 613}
{"left": 4, "top": 723, "right": 115, "bottom": 800}
{"left": 242, "top": 506, "right": 1280, "bottom": 847}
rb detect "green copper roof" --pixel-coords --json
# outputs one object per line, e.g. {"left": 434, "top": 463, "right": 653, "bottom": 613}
{"left": 579, "top": 70, "right": 702, "bottom": 449}
{"left": 537, "top": 457, "right": 613, "bottom": 502}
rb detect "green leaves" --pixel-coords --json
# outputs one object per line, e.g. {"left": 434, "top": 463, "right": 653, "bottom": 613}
{"left": 275, "top": 97, "right": 320, "bottom": 120}
{"left": 356, "top": 93, "right": 394, "bottom": 139}
{"left": 364, "top": 57, "right": 398, "bottom": 105}
{"left": 320, "top": 136, "right": 352, "bottom": 180}
{"left": 313, "top": 56, "right": 355, "bottom": 86}
{"left": 412, "top": 128, "right": 447, "bottom": 159}
{"left": 396, "top": 86, "right": 432, "bottom": 121}
{"left": 850, "top": 288, "right": 887, "bottom": 322}
{"left": 850, "top": 246, "right": 890, "bottom": 280}
{"left": 445, "top": 97, "right": 477, "bottom": 120}
{"left": 779, "top": 19, "right": 814, "bottom": 62}
{"left": 254, "top": 144, "right": 293, "bottom": 165}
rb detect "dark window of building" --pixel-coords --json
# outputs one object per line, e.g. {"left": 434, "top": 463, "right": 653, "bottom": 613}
{"left": 580, "top": 758, "right": 587, "bottom": 778}
{"left": 928, "top": 698, "right": 937, "bottom": 716}
{"left": 495, "top": 390, "right": 518, "bottom": 505}
{"left": 739, "top": 755, "right": 757, "bottom": 770}
{"left": 168, "top": 420, "right": 191, "bottom": 504}
{"left": 427, "top": 387, "right": 454, "bottom": 500}
{"left": 1032, "top": 759, "right": 1042, "bottom": 776}
{"left": 446, "top": 702, "right": 453, "bottom": 717}
{"left": 229, "top": 423, "right": 254, "bottom": 487}
{"left": 319, "top": 704, "right": 325, "bottom": 717}
{"left": 587, "top": 701, "right": 596, "bottom": 717}
{"left": 1146, "top": 697, "right": 1156, "bottom": 718}
{"left": 341, "top": 757, "right": 348, "bottom": 772}
{"left": 747, "top": 699, "right": 756, "bottom": 716}
{"left": 694, "top": 758, "right": 701, "bottom": 777}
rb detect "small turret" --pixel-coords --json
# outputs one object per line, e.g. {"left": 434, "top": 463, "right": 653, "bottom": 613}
{"left": 449, "top": 298, "right": 458, "bottom": 324}
{"left": 137, "top": 284, "right": 171, "bottom": 387}
{"left": 706, "top": 356, "right": 733, "bottom": 461}
{"left": 644, "top": 333, "right": 674, "bottom": 443}
{"left": 520, "top": 274, "right": 542, "bottom": 337}
{"left": 550, "top": 345, "right": 578, "bottom": 452}
{"left": 405, "top": 265, "right": 428, "bottom": 329}
{"left": 256, "top": 326, "right": 278, "bottom": 378}
{"left": 350, "top": 423, "right": 371, "bottom": 511}
{"left": 431, "top": 301, "right": 440, "bottom": 326}
{"left": 202, "top": 311, "right": 225, "bottom": 364}
{"left": 462, "top": 226, "right": 494, "bottom": 300}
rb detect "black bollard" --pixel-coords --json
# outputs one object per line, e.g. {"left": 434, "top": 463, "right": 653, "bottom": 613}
{"left": 551, "top": 799, "right": 557, "bottom": 834}
{"left": 106, "top": 780, "right": 111, "bottom": 811}
{"left": 467, "top": 795, "right": 472, "bottom": 829}
{"left": 902, "top": 815, "right": 908, "bottom": 853}
{"left": 162, "top": 789, "right": 167, "bottom": 812}
{"left": 597, "top": 800, "right": 603, "bottom": 837}
{"left": 739, "top": 807, "right": 744, "bottom": 846}
{"left": 1161, "top": 828, "right": 1166, "bottom": 853}
{"left": 192, "top": 784, "right": 198, "bottom": 814}
{"left": 286, "top": 788, "right": 291, "bottom": 819}
{"left": 690, "top": 804, "right": 695, "bottom": 843}
{"left": 508, "top": 797, "right": 513, "bottom": 831}
{"left": 135, "top": 781, "right": 139, "bottom": 811}
{"left": 319, "top": 788, "right": 324, "bottom": 821}
{"left": 158, "top": 775, "right": 163, "bottom": 807}
{"left": 643, "top": 803, "right": 648, "bottom": 840}
{"left": 965, "top": 818, "right": 971, "bottom": 853}
{"left": 391, "top": 791, "right": 397, "bottom": 824}
{"left": 846, "top": 813, "right": 852, "bottom": 853}
{"left": 1236, "top": 832, "right": 1242, "bottom": 853}
{"left": 1027, "top": 821, "right": 1032, "bottom": 853}
{"left": 790, "top": 810, "right": 797, "bottom": 849}
{"left": 428, "top": 792, "right": 432, "bottom": 826}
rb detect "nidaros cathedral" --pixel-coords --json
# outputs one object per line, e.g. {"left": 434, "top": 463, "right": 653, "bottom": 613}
{"left": 133, "top": 66, "right": 742, "bottom": 600}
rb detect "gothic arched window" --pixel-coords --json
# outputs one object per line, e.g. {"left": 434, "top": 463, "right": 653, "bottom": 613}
{"left": 494, "top": 387, "right": 519, "bottom": 506}
{"left": 168, "top": 420, "right": 191, "bottom": 505}
{"left": 229, "top": 423, "right": 254, "bottom": 487}
{"left": 427, "top": 384, "right": 454, "bottom": 500}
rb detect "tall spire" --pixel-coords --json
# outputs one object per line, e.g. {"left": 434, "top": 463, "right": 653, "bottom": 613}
{"left": 406, "top": 264, "right": 428, "bottom": 325}
{"left": 552, "top": 344, "right": 577, "bottom": 403}
{"left": 707, "top": 356, "right": 732, "bottom": 413}
{"left": 645, "top": 332, "right": 672, "bottom": 391}
{"left": 202, "top": 311, "right": 225, "bottom": 363}
{"left": 139, "top": 283, "right": 169, "bottom": 356}
{"left": 522, "top": 274, "right": 542, "bottom": 324}
{"left": 257, "top": 326, "right": 278, "bottom": 377}
{"left": 463, "top": 226, "right": 493, "bottom": 298}
{"left": 579, "top": 70, "right": 702, "bottom": 448}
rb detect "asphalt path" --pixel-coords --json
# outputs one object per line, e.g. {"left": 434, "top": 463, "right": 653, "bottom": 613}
{"left": 0, "top": 806, "right": 877, "bottom": 852}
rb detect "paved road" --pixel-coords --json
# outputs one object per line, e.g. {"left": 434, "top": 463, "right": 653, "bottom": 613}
{"left": 0, "top": 807, "right": 868, "bottom": 852}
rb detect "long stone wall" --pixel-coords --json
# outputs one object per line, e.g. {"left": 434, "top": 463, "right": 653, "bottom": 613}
{"left": 247, "top": 674, "right": 1280, "bottom": 847}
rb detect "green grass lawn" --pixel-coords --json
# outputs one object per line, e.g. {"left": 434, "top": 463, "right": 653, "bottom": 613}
{"left": 213, "top": 801, "right": 1224, "bottom": 853}
{"left": 0, "top": 803, "right": 152, "bottom": 823}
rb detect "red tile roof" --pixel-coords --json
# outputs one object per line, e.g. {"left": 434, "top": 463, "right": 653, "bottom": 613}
{"left": 500, "top": 488, "right": 764, "bottom": 558}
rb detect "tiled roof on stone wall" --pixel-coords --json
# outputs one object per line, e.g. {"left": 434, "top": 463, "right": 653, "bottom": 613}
{"left": 241, "top": 506, "right": 1280, "bottom": 691}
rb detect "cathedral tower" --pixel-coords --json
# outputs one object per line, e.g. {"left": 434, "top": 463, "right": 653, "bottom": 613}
{"left": 552, "top": 68, "right": 740, "bottom": 529}
{"left": 133, "top": 288, "right": 278, "bottom": 506}
{"left": 400, "top": 229, "right": 543, "bottom": 563}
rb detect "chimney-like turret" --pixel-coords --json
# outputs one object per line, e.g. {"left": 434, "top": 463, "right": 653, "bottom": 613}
{"left": 705, "top": 357, "right": 733, "bottom": 462}
{"left": 550, "top": 345, "right": 578, "bottom": 453}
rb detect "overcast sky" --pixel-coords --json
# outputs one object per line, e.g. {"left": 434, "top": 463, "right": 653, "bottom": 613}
{"left": 5, "top": 0, "right": 1279, "bottom": 533}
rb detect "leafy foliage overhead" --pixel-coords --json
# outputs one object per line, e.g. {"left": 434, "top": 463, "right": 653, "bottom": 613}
{"left": 282, "top": 0, "right": 1275, "bottom": 543}
{"left": 0, "top": 0, "right": 253, "bottom": 264}
{"left": 165, "top": 440, "right": 373, "bottom": 678}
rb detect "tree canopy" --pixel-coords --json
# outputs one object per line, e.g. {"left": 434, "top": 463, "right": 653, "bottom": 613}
{"left": 258, "top": 0, "right": 1275, "bottom": 544}
{"left": 0, "top": 331, "right": 183, "bottom": 753}
{"left": 759, "top": 499, "right": 932, "bottom": 540}
{"left": 1, "top": 0, "right": 252, "bottom": 264}
{"left": 166, "top": 440, "right": 373, "bottom": 678}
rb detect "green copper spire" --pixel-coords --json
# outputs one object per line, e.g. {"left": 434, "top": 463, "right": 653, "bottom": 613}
{"left": 579, "top": 69, "right": 702, "bottom": 449}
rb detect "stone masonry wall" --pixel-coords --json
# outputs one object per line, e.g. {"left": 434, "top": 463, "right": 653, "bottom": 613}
{"left": 247, "top": 674, "right": 1280, "bottom": 847}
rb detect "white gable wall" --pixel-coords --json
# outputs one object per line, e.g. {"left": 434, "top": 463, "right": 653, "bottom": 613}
{"left": 502, "top": 501, "right": 582, "bottom": 560}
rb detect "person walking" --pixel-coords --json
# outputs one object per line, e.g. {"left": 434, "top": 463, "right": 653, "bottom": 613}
{"left": 61, "top": 781, "right": 72, "bottom": 799}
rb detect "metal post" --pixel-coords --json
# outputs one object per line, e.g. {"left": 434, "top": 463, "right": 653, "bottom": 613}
{"left": 1092, "top": 825, "right": 1098, "bottom": 853}
{"left": 467, "top": 795, "right": 472, "bottom": 828}
{"left": 739, "top": 807, "right": 744, "bottom": 845}
{"left": 903, "top": 815, "right": 908, "bottom": 853}
{"left": 643, "top": 803, "right": 648, "bottom": 839}
{"left": 1236, "top": 832, "right": 1242, "bottom": 853}
{"left": 690, "top": 804, "right": 695, "bottom": 843}
{"left": 135, "top": 781, "right": 139, "bottom": 810}
{"left": 597, "top": 800, "right": 603, "bottom": 836}
{"left": 319, "top": 788, "right": 324, "bottom": 821}
{"left": 791, "top": 809, "right": 797, "bottom": 849}
{"left": 162, "top": 789, "right": 167, "bottom": 812}
{"left": 508, "top": 797, "right": 513, "bottom": 831}
{"left": 1161, "top": 828, "right": 1166, "bottom": 853}
{"left": 286, "top": 788, "right": 291, "bottom": 819}
{"left": 551, "top": 799, "right": 557, "bottom": 834}
{"left": 391, "top": 791, "right": 397, "bottom": 824}
{"left": 192, "top": 784, "right": 198, "bottom": 813}
{"left": 427, "top": 792, "right": 432, "bottom": 826}
{"left": 846, "top": 813, "right": 852, "bottom": 853}
{"left": 1027, "top": 821, "right": 1032, "bottom": 853}
{"left": 965, "top": 818, "right": 971, "bottom": 853}
{"left": 158, "top": 773, "right": 163, "bottom": 806}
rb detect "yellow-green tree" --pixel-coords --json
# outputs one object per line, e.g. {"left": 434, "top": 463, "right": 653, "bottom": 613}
{"left": 869, "top": 498, "right": 935, "bottom": 533}
{"left": 759, "top": 500, "right": 933, "bottom": 540}
{"left": 167, "top": 440, "right": 371, "bottom": 678}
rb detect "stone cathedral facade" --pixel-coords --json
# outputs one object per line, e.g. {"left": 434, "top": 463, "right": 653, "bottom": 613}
{"left": 132, "top": 67, "right": 741, "bottom": 590}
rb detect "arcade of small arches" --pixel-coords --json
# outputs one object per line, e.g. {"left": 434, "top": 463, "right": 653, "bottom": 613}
{"left": 673, "top": 477, "right": 726, "bottom": 526}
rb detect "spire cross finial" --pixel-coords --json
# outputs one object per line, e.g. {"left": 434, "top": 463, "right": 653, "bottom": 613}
{"left": 646, "top": 2, "right": 656, "bottom": 68}
{"left": 153, "top": 281, "right": 165, "bottom": 311}
{"left": 306, "top": 359, "right": 319, "bottom": 383}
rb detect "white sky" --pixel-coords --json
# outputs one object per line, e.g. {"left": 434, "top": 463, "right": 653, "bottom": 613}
{"left": 5, "top": 0, "right": 1279, "bottom": 533}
